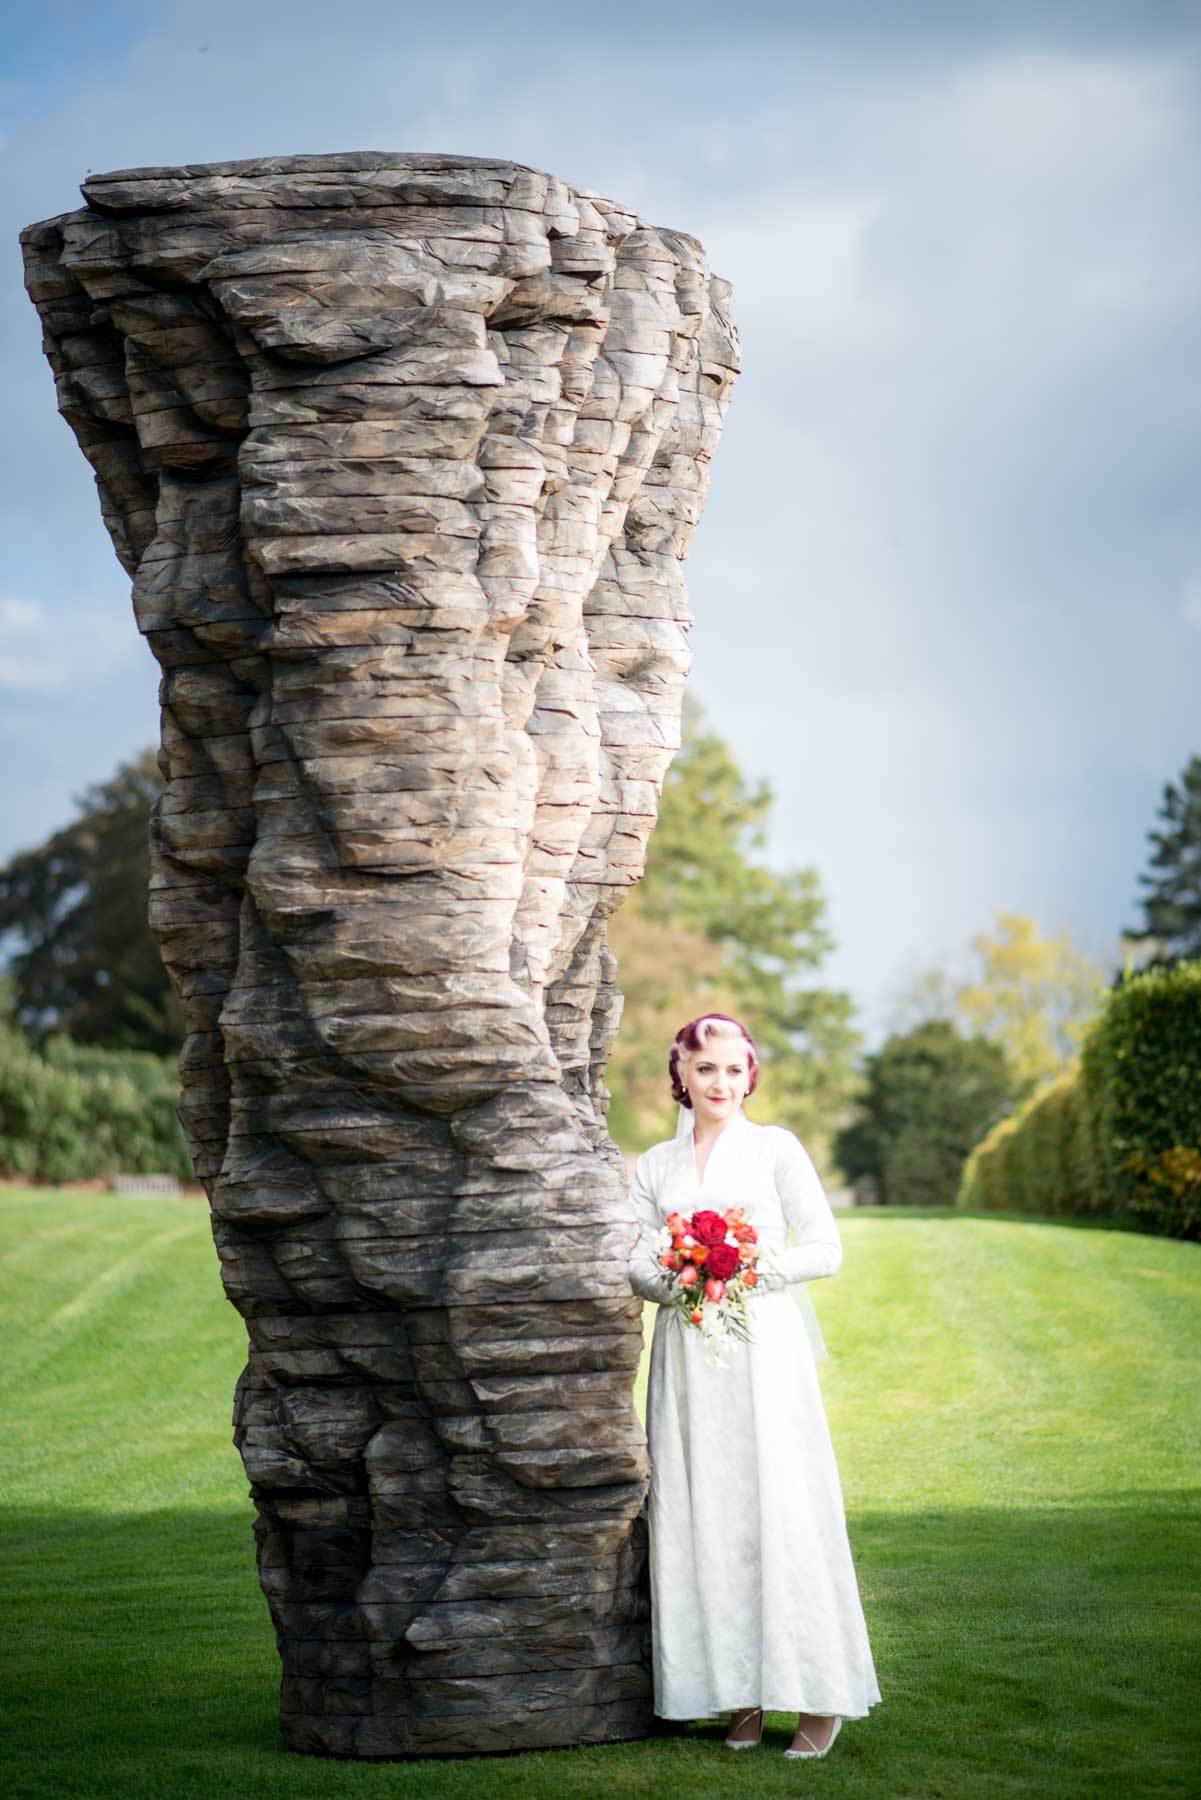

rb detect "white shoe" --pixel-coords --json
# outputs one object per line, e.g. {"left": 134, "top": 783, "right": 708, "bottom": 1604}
{"left": 724, "top": 1706, "right": 763, "bottom": 1749}
{"left": 784, "top": 1714, "right": 842, "bottom": 1759}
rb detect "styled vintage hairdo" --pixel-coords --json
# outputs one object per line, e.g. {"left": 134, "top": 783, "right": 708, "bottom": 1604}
{"left": 669, "top": 1013, "right": 760, "bottom": 1107}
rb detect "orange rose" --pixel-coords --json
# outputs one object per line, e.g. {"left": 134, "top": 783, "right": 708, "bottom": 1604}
{"left": 743, "top": 1270, "right": 759, "bottom": 1287}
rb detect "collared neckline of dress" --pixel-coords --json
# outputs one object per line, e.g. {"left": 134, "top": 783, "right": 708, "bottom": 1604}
{"left": 686, "top": 1107, "right": 752, "bottom": 1192}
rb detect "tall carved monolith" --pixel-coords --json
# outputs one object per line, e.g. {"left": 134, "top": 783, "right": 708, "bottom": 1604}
{"left": 22, "top": 154, "right": 739, "bottom": 1758}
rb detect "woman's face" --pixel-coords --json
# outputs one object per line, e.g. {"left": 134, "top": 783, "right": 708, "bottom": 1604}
{"left": 682, "top": 1032, "right": 751, "bottom": 1125}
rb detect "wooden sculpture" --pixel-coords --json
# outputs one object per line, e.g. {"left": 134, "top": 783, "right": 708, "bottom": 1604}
{"left": 21, "top": 154, "right": 739, "bottom": 1757}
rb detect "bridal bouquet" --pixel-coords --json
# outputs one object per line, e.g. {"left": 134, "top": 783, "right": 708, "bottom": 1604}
{"left": 656, "top": 1206, "right": 761, "bottom": 1364}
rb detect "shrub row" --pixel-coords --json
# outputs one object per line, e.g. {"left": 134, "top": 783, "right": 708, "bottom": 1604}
{"left": 0, "top": 1025, "right": 192, "bottom": 1184}
{"left": 958, "top": 1065, "right": 1105, "bottom": 1220}
{"left": 958, "top": 960, "right": 1201, "bottom": 1239}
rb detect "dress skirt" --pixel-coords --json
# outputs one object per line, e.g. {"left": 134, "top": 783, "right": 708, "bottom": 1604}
{"left": 646, "top": 1286, "right": 883, "bottom": 1720}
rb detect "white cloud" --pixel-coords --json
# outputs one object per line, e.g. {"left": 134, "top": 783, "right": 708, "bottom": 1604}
{"left": 0, "top": 591, "right": 145, "bottom": 695}
{"left": 0, "top": 597, "right": 43, "bottom": 631}
{"left": 704, "top": 196, "right": 900, "bottom": 349}
{"left": 0, "top": 596, "right": 54, "bottom": 692}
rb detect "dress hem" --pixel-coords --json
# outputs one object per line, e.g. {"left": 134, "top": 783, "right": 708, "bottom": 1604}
{"left": 655, "top": 1693, "right": 884, "bottom": 1723}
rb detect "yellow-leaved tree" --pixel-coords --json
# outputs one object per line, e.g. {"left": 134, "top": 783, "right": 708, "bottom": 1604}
{"left": 955, "top": 911, "right": 1109, "bottom": 1092}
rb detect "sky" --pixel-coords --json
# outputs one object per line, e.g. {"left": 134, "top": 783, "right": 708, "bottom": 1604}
{"left": 2, "top": 0, "right": 1199, "bottom": 1048}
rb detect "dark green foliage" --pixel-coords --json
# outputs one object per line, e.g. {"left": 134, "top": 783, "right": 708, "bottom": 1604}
{"left": 1089, "top": 960, "right": 1201, "bottom": 1239}
{"left": 1125, "top": 755, "right": 1201, "bottom": 969}
{"left": 1063, "top": 1075, "right": 1103, "bottom": 1216}
{"left": 1047, "top": 1076, "right": 1094, "bottom": 1217}
{"left": 970, "top": 1114, "right": 1016, "bottom": 1212}
{"left": 994, "top": 1115, "right": 1025, "bottom": 1211}
{"left": 0, "top": 1017, "right": 191, "bottom": 1183}
{"left": 0, "top": 750, "right": 182, "bottom": 1054}
{"left": 834, "top": 1020, "right": 1018, "bottom": 1205}
{"left": 1078, "top": 1025, "right": 1110, "bottom": 1198}
{"left": 958, "top": 961, "right": 1201, "bottom": 1239}
{"left": 960, "top": 1069, "right": 1103, "bottom": 1219}
{"left": 1018, "top": 1085, "right": 1057, "bottom": 1213}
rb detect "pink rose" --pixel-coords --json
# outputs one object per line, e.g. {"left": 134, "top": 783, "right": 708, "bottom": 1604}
{"left": 704, "top": 1278, "right": 726, "bottom": 1303}
{"left": 678, "top": 1264, "right": 699, "bottom": 1288}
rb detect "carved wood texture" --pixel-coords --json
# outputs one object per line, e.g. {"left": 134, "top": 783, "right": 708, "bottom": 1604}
{"left": 21, "top": 154, "right": 739, "bottom": 1758}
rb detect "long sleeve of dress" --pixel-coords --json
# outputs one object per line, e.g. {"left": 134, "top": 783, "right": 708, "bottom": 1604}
{"left": 758, "top": 1129, "right": 843, "bottom": 1289}
{"left": 627, "top": 1152, "right": 674, "bottom": 1303}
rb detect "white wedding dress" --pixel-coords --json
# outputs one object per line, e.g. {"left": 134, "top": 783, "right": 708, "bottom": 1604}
{"left": 627, "top": 1106, "right": 883, "bottom": 1721}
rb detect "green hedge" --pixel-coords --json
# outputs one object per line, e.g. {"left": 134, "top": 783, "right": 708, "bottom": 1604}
{"left": 959, "top": 1067, "right": 1102, "bottom": 1220}
{"left": 958, "top": 959, "right": 1201, "bottom": 1239}
{"left": 0, "top": 1024, "right": 192, "bottom": 1184}
{"left": 1090, "top": 961, "right": 1201, "bottom": 1239}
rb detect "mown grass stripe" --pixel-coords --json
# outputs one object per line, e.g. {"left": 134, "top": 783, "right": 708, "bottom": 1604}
{"left": 45, "top": 1221, "right": 199, "bottom": 1332}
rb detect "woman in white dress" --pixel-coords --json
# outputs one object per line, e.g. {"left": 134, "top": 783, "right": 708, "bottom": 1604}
{"left": 627, "top": 1012, "right": 883, "bottom": 1759}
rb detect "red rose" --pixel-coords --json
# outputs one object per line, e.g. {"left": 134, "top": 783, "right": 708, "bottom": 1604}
{"left": 690, "top": 1210, "right": 728, "bottom": 1248}
{"left": 705, "top": 1241, "right": 739, "bottom": 1281}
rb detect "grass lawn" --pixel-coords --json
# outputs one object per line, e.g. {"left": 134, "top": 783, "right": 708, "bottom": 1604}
{"left": 1, "top": 1188, "right": 1198, "bottom": 1798}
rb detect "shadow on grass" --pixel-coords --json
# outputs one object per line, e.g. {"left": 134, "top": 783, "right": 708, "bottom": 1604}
{"left": 3, "top": 1492, "right": 1199, "bottom": 1799}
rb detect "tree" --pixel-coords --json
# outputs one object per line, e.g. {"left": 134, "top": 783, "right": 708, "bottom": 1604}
{"left": 833, "top": 1020, "right": 1017, "bottom": 1206}
{"left": 955, "top": 911, "right": 1108, "bottom": 1092}
{"left": 0, "top": 751, "right": 182, "bottom": 1055}
{"left": 1125, "top": 755, "right": 1201, "bottom": 969}
{"left": 880, "top": 963, "right": 963, "bottom": 1038}
{"left": 880, "top": 912, "right": 1110, "bottom": 1096}
{"left": 607, "top": 696, "right": 861, "bottom": 1156}
{"left": 603, "top": 912, "right": 726, "bottom": 1151}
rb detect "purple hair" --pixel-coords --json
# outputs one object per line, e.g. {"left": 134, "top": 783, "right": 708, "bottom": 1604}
{"left": 669, "top": 1013, "right": 760, "bottom": 1107}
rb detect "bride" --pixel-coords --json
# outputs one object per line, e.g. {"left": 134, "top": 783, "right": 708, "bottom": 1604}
{"left": 627, "top": 1011, "right": 883, "bottom": 1758}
